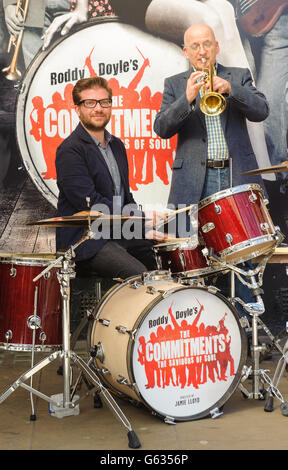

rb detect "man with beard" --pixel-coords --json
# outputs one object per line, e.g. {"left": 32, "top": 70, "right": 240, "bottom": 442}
{"left": 56, "top": 76, "right": 166, "bottom": 279}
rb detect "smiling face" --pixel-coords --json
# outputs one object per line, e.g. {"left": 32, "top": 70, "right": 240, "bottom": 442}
{"left": 183, "top": 24, "right": 220, "bottom": 71}
{"left": 75, "top": 86, "right": 112, "bottom": 132}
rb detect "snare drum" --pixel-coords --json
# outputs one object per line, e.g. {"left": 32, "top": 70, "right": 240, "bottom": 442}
{"left": 198, "top": 184, "right": 277, "bottom": 264}
{"left": 0, "top": 254, "right": 62, "bottom": 351}
{"left": 153, "top": 240, "right": 221, "bottom": 278}
{"left": 90, "top": 271, "right": 246, "bottom": 421}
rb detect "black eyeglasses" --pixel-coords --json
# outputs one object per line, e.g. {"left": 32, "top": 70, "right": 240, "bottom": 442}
{"left": 77, "top": 99, "right": 112, "bottom": 108}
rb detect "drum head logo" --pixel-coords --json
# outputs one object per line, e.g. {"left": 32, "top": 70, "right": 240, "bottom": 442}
{"left": 132, "top": 289, "right": 243, "bottom": 419}
{"left": 18, "top": 21, "right": 188, "bottom": 207}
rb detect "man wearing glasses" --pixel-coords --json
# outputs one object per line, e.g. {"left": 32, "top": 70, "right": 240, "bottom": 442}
{"left": 56, "top": 76, "right": 165, "bottom": 280}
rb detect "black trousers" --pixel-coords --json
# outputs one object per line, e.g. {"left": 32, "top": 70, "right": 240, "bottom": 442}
{"left": 76, "top": 239, "right": 157, "bottom": 280}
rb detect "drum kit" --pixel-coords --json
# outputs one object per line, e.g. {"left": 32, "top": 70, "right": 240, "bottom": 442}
{"left": 0, "top": 180, "right": 288, "bottom": 448}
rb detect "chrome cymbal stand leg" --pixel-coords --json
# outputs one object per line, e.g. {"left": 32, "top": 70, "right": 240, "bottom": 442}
{"left": 233, "top": 274, "right": 288, "bottom": 414}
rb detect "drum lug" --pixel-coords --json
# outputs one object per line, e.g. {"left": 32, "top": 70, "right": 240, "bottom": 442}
{"left": 249, "top": 191, "right": 257, "bottom": 203}
{"left": 115, "top": 325, "right": 137, "bottom": 340}
{"left": 201, "top": 222, "right": 215, "bottom": 233}
{"left": 98, "top": 318, "right": 110, "bottom": 326}
{"left": 260, "top": 222, "right": 269, "bottom": 232}
{"left": 158, "top": 289, "right": 173, "bottom": 299}
{"left": 39, "top": 332, "right": 47, "bottom": 344}
{"left": 179, "top": 252, "right": 186, "bottom": 271}
{"left": 5, "top": 330, "right": 12, "bottom": 343}
{"left": 9, "top": 267, "right": 17, "bottom": 277}
{"left": 207, "top": 286, "right": 219, "bottom": 294}
{"left": 225, "top": 233, "right": 233, "bottom": 245}
{"left": 164, "top": 416, "right": 176, "bottom": 425}
{"left": 101, "top": 367, "right": 111, "bottom": 375}
{"left": 117, "top": 375, "right": 136, "bottom": 391}
{"left": 146, "top": 285, "right": 158, "bottom": 295}
{"left": 155, "top": 254, "right": 163, "bottom": 270}
{"left": 214, "top": 203, "right": 222, "bottom": 214}
{"left": 94, "top": 341, "right": 105, "bottom": 363}
{"left": 27, "top": 315, "right": 41, "bottom": 330}
{"left": 210, "top": 407, "right": 223, "bottom": 419}
{"left": 130, "top": 280, "right": 141, "bottom": 289}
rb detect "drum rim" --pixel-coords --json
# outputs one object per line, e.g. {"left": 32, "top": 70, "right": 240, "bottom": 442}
{"left": 153, "top": 241, "right": 200, "bottom": 252}
{"left": 198, "top": 184, "right": 263, "bottom": 210}
{"left": 217, "top": 234, "right": 277, "bottom": 264}
{"left": 0, "top": 342, "right": 61, "bottom": 352}
{"left": 15, "top": 16, "right": 128, "bottom": 208}
{"left": 128, "top": 285, "right": 247, "bottom": 421}
{"left": 0, "top": 253, "right": 57, "bottom": 266}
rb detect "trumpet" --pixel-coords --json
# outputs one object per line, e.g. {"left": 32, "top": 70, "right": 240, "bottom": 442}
{"left": 199, "top": 59, "right": 226, "bottom": 116}
{"left": 2, "top": 0, "right": 30, "bottom": 81}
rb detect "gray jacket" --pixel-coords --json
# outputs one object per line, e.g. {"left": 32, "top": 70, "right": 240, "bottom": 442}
{"left": 154, "top": 63, "right": 269, "bottom": 207}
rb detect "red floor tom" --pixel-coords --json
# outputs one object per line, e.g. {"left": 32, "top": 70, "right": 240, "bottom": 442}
{"left": 0, "top": 254, "right": 62, "bottom": 352}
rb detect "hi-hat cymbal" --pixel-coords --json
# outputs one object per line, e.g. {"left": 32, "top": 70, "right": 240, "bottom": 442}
{"left": 27, "top": 211, "right": 145, "bottom": 227}
{"left": 242, "top": 161, "right": 288, "bottom": 176}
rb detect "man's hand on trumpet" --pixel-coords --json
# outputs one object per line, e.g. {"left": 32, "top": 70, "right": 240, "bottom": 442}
{"left": 4, "top": 4, "right": 24, "bottom": 36}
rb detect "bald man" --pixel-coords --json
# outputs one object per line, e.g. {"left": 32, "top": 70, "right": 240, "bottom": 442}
{"left": 154, "top": 24, "right": 269, "bottom": 207}
{"left": 154, "top": 24, "right": 270, "bottom": 316}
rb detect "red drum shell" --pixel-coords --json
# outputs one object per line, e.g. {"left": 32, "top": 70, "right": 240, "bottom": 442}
{"left": 0, "top": 254, "right": 62, "bottom": 351}
{"left": 198, "top": 184, "right": 277, "bottom": 264}
{"left": 153, "top": 241, "right": 220, "bottom": 277}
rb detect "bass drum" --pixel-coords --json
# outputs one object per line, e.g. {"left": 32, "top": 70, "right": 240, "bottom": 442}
{"left": 16, "top": 17, "right": 187, "bottom": 208}
{"left": 90, "top": 272, "right": 247, "bottom": 421}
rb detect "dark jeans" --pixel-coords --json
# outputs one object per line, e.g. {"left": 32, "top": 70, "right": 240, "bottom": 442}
{"left": 76, "top": 239, "right": 157, "bottom": 280}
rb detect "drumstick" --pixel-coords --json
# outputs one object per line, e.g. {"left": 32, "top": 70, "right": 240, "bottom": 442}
{"left": 164, "top": 204, "right": 195, "bottom": 218}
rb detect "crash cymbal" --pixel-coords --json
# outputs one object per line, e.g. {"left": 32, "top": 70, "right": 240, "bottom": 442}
{"left": 242, "top": 161, "right": 288, "bottom": 176}
{"left": 27, "top": 212, "right": 145, "bottom": 227}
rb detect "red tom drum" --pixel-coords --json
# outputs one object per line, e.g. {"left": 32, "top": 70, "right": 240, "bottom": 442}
{"left": 198, "top": 184, "right": 277, "bottom": 265}
{"left": 0, "top": 254, "right": 62, "bottom": 352}
{"left": 153, "top": 240, "right": 222, "bottom": 277}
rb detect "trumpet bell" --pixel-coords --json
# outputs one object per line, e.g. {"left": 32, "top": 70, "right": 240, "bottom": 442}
{"left": 200, "top": 91, "right": 226, "bottom": 116}
{"left": 2, "top": 65, "right": 22, "bottom": 81}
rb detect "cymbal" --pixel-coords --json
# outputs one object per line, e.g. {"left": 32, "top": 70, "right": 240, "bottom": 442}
{"left": 27, "top": 211, "right": 145, "bottom": 227}
{"left": 242, "top": 161, "right": 288, "bottom": 176}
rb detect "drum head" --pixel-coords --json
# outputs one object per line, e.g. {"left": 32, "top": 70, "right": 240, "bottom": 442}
{"left": 131, "top": 286, "right": 247, "bottom": 421}
{"left": 16, "top": 17, "right": 188, "bottom": 208}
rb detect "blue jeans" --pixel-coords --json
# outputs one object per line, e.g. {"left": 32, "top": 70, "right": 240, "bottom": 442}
{"left": 250, "top": 8, "right": 288, "bottom": 190}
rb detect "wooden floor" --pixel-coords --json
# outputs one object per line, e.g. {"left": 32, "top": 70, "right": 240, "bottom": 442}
{"left": 0, "top": 172, "right": 56, "bottom": 256}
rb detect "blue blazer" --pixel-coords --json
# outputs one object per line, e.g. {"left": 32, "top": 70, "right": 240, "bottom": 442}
{"left": 55, "top": 123, "right": 136, "bottom": 261}
{"left": 154, "top": 63, "right": 269, "bottom": 207}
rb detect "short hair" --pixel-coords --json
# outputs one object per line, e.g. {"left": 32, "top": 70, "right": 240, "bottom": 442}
{"left": 72, "top": 77, "right": 112, "bottom": 104}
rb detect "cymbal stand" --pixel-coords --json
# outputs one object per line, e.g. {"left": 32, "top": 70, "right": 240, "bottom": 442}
{"left": 205, "top": 248, "right": 288, "bottom": 415}
{"left": 0, "top": 230, "right": 141, "bottom": 448}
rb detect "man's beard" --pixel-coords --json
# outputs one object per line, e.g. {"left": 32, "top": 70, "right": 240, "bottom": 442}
{"left": 81, "top": 113, "right": 110, "bottom": 131}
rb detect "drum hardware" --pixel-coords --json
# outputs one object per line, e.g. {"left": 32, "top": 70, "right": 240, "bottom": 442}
{"left": 98, "top": 318, "right": 110, "bottom": 326}
{"left": 0, "top": 235, "right": 141, "bottom": 449}
{"left": 146, "top": 285, "right": 158, "bottom": 295}
{"left": 9, "top": 267, "right": 17, "bottom": 277}
{"left": 116, "top": 326, "right": 137, "bottom": 339}
{"left": 201, "top": 222, "right": 215, "bottom": 233}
